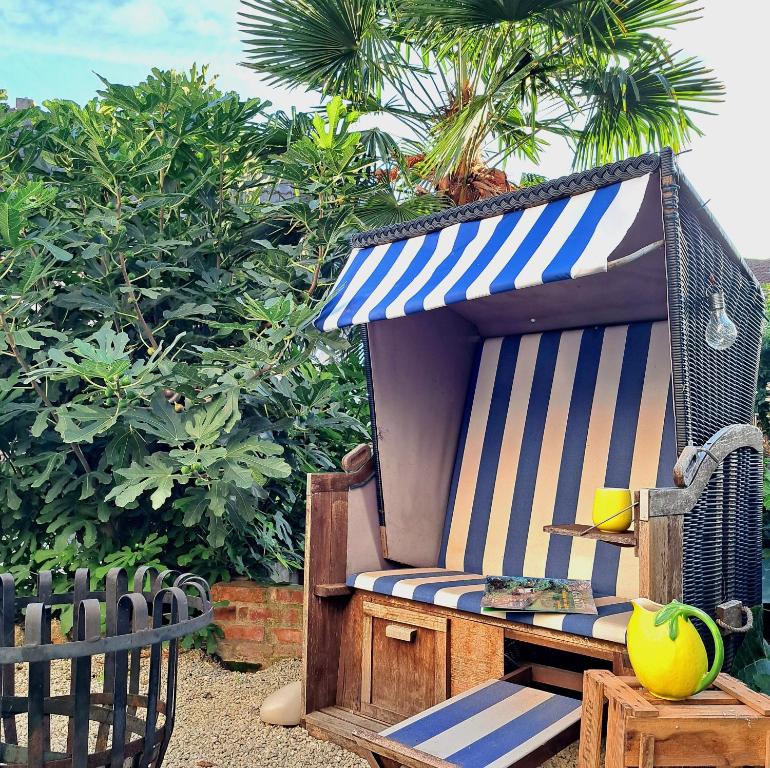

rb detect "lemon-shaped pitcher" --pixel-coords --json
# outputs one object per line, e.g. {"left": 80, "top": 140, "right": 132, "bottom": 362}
{"left": 626, "top": 598, "right": 724, "bottom": 700}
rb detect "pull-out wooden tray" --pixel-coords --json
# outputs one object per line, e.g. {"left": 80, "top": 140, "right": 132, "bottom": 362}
{"left": 353, "top": 676, "right": 580, "bottom": 768}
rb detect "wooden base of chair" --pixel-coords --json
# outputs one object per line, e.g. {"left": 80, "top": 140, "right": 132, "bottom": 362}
{"left": 355, "top": 728, "right": 580, "bottom": 768}
{"left": 303, "top": 588, "right": 631, "bottom": 756}
{"left": 304, "top": 706, "right": 388, "bottom": 757}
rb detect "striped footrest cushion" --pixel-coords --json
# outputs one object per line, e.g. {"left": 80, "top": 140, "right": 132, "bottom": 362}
{"left": 355, "top": 679, "right": 581, "bottom": 768}
{"left": 347, "top": 568, "right": 632, "bottom": 644}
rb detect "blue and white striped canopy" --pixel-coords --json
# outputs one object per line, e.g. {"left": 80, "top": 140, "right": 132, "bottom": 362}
{"left": 316, "top": 173, "right": 651, "bottom": 331}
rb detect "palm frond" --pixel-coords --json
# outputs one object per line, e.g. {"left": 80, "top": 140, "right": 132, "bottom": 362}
{"left": 574, "top": 49, "right": 724, "bottom": 168}
{"left": 356, "top": 188, "right": 450, "bottom": 227}
{"left": 239, "top": 0, "right": 727, "bottom": 198}
{"left": 239, "top": 0, "right": 406, "bottom": 103}
{"left": 556, "top": 0, "right": 703, "bottom": 56}
{"left": 396, "top": 0, "right": 585, "bottom": 31}
{"left": 518, "top": 171, "right": 548, "bottom": 187}
{"left": 358, "top": 127, "right": 402, "bottom": 164}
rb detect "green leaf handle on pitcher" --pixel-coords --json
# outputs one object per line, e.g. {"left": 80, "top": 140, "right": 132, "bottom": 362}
{"left": 654, "top": 601, "right": 724, "bottom": 693}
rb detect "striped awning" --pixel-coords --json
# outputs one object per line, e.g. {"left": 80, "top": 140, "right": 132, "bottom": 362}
{"left": 316, "top": 173, "right": 651, "bottom": 331}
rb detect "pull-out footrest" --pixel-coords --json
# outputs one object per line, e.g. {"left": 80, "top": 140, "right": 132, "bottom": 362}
{"left": 353, "top": 678, "right": 581, "bottom": 768}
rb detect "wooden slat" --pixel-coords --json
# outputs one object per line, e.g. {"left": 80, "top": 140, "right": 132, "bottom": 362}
{"left": 302, "top": 484, "right": 351, "bottom": 714}
{"left": 578, "top": 670, "right": 610, "bottom": 768}
{"left": 638, "top": 515, "right": 683, "bottom": 603}
{"left": 319, "top": 705, "right": 387, "bottom": 733}
{"left": 361, "top": 608, "right": 374, "bottom": 707}
{"left": 352, "top": 730, "right": 458, "bottom": 768}
{"left": 304, "top": 709, "right": 376, "bottom": 757}
{"left": 531, "top": 665, "right": 584, "bottom": 692}
{"left": 602, "top": 675, "right": 659, "bottom": 718}
{"left": 638, "top": 734, "right": 655, "bottom": 768}
{"left": 605, "top": 698, "right": 627, "bottom": 768}
{"left": 336, "top": 592, "right": 364, "bottom": 710}
{"left": 543, "top": 523, "right": 637, "bottom": 547}
{"left": 363, "top": 601, "right": 449, "bottom": 632}
{"left": 314, "top": 583, "right": 353, "bottom": 598}
{"left": 714, "top": 673, "right": 770, "bottom": 716}
{"left": 449, "top": 617, "right": 504, "bottom": 697}
{"left": 655, "top": 704, "right": 762, "bottom": 719}
{"left": 641, "top": 689, "right": 737, "bottom": 706}
{"left": 434, "top": 623, "right": 448, "bottom": 709}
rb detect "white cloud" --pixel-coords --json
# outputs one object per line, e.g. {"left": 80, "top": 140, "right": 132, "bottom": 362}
{"left": 0, "top": 0, "right": 241, "bottom": 56}
{"left": 111, "top": 0, "right": 171, "bottom": 35}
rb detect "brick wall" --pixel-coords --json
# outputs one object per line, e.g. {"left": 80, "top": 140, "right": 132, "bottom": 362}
{"left": 211, "top": 580, "right": 303, "bottom": 665}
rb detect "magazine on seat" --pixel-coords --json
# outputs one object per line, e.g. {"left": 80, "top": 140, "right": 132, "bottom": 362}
{"left": 481, "top": 576, "right": 598, "bottom": 615}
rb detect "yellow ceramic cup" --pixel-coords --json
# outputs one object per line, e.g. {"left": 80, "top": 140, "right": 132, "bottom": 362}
{"left": 592, "top": 488, "right": 633, "bottom": 532}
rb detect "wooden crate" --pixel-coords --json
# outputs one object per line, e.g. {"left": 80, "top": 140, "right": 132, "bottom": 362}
{"left": 578, "top": 670, "right": 770, "bottom": 768}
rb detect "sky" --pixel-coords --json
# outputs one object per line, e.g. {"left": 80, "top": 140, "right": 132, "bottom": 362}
{"left": 1, "top": 0, "right": 768, "bottom": 258}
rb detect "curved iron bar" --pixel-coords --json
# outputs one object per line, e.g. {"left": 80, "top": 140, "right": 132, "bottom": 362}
{"left": 0, "top": 567, "right": 212, "bottom": 768}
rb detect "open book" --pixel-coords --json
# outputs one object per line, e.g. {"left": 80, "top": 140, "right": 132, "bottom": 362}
{"left": 480, "top": 575, "right": 598, "bottom": 615}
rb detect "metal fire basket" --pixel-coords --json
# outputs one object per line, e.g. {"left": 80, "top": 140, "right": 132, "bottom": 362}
{"left": 0, "top": 567, "right": 213, "bottom": 768}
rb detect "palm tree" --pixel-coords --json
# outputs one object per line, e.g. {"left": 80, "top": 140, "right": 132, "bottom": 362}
{"left": 239, "top": 0, "right": 723, "bottom": 204}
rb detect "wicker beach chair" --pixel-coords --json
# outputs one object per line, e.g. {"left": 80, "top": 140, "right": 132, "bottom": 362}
{"left": 302, "top": 149, "right": 764, "bottom": 761}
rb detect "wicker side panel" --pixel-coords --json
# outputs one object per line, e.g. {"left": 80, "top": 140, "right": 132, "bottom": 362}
{"left": 731, "top": 448, "right": 763, "bottom": 612}
{"left": 680, "top": 449, "right": 762, "bottom": 663}
{"left": 670, "top": 211, "right": 763, "bottom": 447}
{"left": 662, "top": 148, "right": 764, "bottom": 665}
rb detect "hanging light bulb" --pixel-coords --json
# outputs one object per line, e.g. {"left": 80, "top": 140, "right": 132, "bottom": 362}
{"left": 705, "top": 291, "right": 738, "bottom": 351}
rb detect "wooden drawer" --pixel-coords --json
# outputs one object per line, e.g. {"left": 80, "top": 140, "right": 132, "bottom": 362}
{"left": 360, "top": 600, "right": 448, "bottom": 723}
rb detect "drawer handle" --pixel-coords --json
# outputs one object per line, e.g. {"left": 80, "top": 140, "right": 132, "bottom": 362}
{"left": 385, "top": 624, "right": 417, "bottom": 642}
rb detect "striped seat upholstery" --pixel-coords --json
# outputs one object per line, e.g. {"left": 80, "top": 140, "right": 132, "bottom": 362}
{"left": 372, "top": 678, "right": 581, "bottom": 768}
{"left": 348, "top": 321, "right": 676, "bottom": 643}
{"left": 346, "top": 568, "right": 632, "bottom": 643}
{"left": 440, "top": 320, "right": 676, "bottom": 599}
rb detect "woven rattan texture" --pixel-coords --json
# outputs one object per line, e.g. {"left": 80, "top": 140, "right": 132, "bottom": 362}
{"left": 351, "top": 153, "right": 661, "bottom": 248}
{"left": 674, "top": 208, "right": 763, "bottom": 442}
{"left": 663, "top": 149, "right": 764, "bottom": 663}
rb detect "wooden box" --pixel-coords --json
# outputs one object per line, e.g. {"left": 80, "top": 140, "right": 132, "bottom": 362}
{"left": 579, "top": 670, "right": 770, "bottom": 768}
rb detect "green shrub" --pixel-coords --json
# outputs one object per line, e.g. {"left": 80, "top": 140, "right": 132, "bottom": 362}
{"left": 0, "top": 68, "right": 404, "bottom": 589}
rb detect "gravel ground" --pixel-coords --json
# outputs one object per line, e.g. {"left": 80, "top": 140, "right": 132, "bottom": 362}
{"left": 10, "top": 650, "right": 580, "bottom": 767}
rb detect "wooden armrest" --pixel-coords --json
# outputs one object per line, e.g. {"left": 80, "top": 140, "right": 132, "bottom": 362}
{"left": 313, "top": 583, "right": 353, "bottom": 598}
{"left": 309, "top": 443, "right": 375, "bottom": 493}
{"left": 642, "top": 424, "right": 762, "bottom": 518}
{"left": 342, "top": 443, "right": 373, "bottom": 473}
